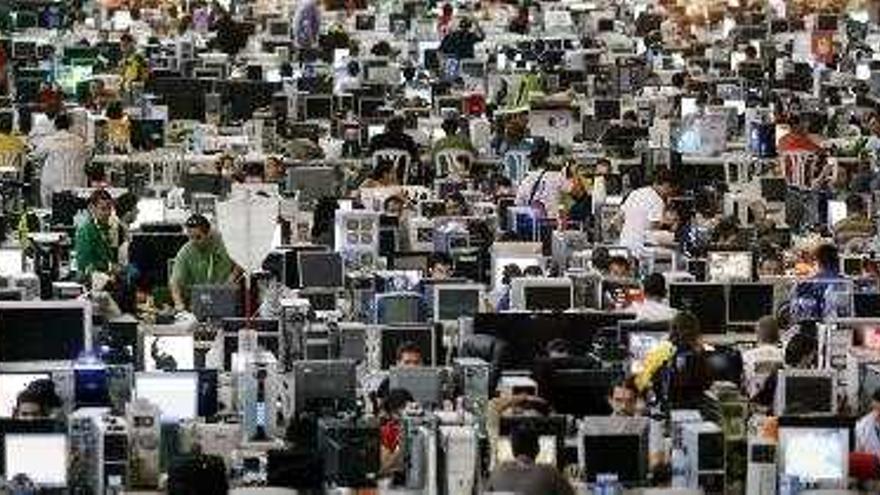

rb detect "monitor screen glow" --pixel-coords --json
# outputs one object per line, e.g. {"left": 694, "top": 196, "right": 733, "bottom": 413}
{"left": 780, "top": 427, "right": 848, "bottom": 483}
{"left": 4, "top": 433, "right": 67, "bottom": 485}
{"left": 135, "top": 372, "right": 199, "bottom": 422}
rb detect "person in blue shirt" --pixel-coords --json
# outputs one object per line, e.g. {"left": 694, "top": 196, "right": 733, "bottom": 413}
{"left": 791, "top": 243, "right": 849, "bottom": 321}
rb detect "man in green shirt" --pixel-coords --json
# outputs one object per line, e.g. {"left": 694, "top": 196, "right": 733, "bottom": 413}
{"left": 74, "top": 189, "right": 118, "bottom": 282}
{"left": 170, "top": 214, "right": 242, "bottom": 311}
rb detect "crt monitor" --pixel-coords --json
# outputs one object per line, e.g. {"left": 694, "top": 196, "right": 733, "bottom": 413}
{"left": 520, "top": 279, "right": 574, "bottom": 312}
{"left": 854, "top": 293, "right": 880, "bottom": 318}
{"left": 292, "top": 360, "right": 357, "bottom": 413}
{"left": 376, "top": 293, "right": 424, "bottom": 325}
{"left": 433, "top": 284, "right": 482, "bottom": 322}
{"left": 533, "top": 360, "right": 622, "bottom": 417}
{"left": 135, "top": 372, "right": 199, "bottom": 423}
{"left": 3, "top": 433, "right": 67, "bottom": 486}
{"left": 668, "top": 283, "right": 727, "bottom": 333}
{"left": 190, "top": 285, "right": 241, "bottom": 321}
{"left": 304, "top": 95, "right": 333, "bottom": 120}
{"left": 727, "top": 283, "right": 774, "bottom": 325}
{"left": 594, "top": 99, "right": 621, "bottom": 120}
{"left": 129, "top": 232, "right": 189, "bottom": 289}
{"left": 707, "top": 251, "right": 753, "bottom": 282}
{"left": 0, "top": 373, "right": 50, "bottom": 417}
{"left": 497, "top": 415, "right": 566, "bottom": 468}
{"left": 298, "top": 252, "right": 344, "bottom": 289}
{"left": 0, "top": 301, "right": 90, "bottom": 364}
{"left": 775, "top": 369, "right": 836, "bottom": 417}
{"left": 579, "top": 416, "right": 649, "bottom": 485}
{"left": 388, "top": 252, "right": 430, "bottom": 273}
{"left": 380, "top": 325, "right": 436, "bottom": 369}
{"left": 779, "top": 426, "right": 848, "bottom": 485}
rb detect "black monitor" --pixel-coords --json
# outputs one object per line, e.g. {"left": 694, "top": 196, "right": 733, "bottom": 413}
{"left": 388, "top": 252, "right": 430, "bottom": 272}
{"left": 524, "top": 285, "right": 572, "bottom": 312}
{"left": 0, "top": 301, "right": 89, "bottom": 364}
{"left": 292, "top": 360, "right": 357, "bottom": 414}
{"left": 298, "top": 252, "right": 344, "bottom": 288}
{"left": 580, "top": 417, "right": 649, "bottom": 485}
{"left": 263, "top": 245, "right": 330, "bottom": 289}
{"left": 434, "top": 285, "right": 481, "bottom": 322}
{"left": 594, "top": 99, "right": 621, "bottom": 120}
{"left": 220, "top": 80, "right": 281, "bottom": 122}
{"left": 128, "top": 232, "right": 189, "bottom": 289}
{"left": 380, "top": 325, "right": 437, "bottom": 369}
{"left": 727, "top": 283, "right": 774, "bottom": 325}
{"left": 145, "top": 77, "right": 210, "bottom": 121}
{"left": 854, "top": 293, "right": 880, "bottom": 318}
{"left": 190, "top": 285, "right": 241, "bottom": 321}
{"left": 474, "top": 312, "right": 634, "bottom": 369}
{"left": 130, "top": 119, "right": 165, "bottom": 151}
{"left": 304, "top": 95, "right": 333, "bottom": 120}
{"left": 533, "top": 360, "right": 622, "bottom": 417}
{"left": 267, "top": 19, "right": 290, "bottom": 37}
{"left": 358, "top": 97, "right": 384, "bottom": 119}
{"left": 761, "top": 177, "right": 787, "bottom": 202}
{"left": 668, "top": 283, "right": 727, "bottom": 333}
{"left": 817, "top": 14, "right": 838, "bottom": 32}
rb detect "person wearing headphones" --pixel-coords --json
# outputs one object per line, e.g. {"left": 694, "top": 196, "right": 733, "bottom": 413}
{"left": 169, "top": 214, "right": 242, "bottom": 311}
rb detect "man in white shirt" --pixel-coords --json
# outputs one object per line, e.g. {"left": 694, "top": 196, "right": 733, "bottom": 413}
{"left": 628, "top": 273, "right": 677, "bottom": 322}
{"left": 741, "top": 316, "right": 784, "bottom": 399}
{"left": 32, "top": 114, "right": 90, "bottom": 207}
{"left": 618, "top": 169, "right": 674, "bottom": 256}
{"left": 856, "top": 388, "right": 880, "bottom": 456}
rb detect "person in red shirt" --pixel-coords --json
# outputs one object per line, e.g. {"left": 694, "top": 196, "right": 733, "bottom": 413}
{"left": 379, "top": 388, "right": 414, "bottom": 482}
{"left": 778, "top": 114, "right": 822, "bottom": 154}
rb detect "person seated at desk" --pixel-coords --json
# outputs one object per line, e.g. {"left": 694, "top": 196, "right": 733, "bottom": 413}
{"left": 618, "top": 168, "right": 675, "bottom": 258}
{"left": 752, "top": 329, "right": 819, "bottom": 414}
{"left": 790, "top": 243, "right": 848, "bottom": 321}
{"left": 834, "top": 194, "right": 875, "bottom": 245}
{"left": 515, "top": 142, "right": 570, "bottom": 220}
{"left": 608, "top": 377, "right": 667, "bottom": 469}
{"left": 14, "top": 379, "right": 63, "bottom": 420}
{"left": 379, "top": 388, "right": 414, "bottom": 482}
{"left": 169, "top": 214, "right": 242, "bottom": 312}
{"left": 742, "top": 316, "right": 784, "bottom": 400}
{"left": 485, "top": 424, "right": 575, "bottom": 495}
{"left": 368, "top": 116, "right": 421, "bottom": 175}
{"left": 629, "top": 273, "right": 677, "bottom": 323}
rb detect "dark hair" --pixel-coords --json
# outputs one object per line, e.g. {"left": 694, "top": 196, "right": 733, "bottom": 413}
{"left": 785, "top": 331, "right": 817, "bottom": 366}
{"left": 509, "top": 424, "right": 540, "bottom": 460}
{"left": 522, "top": 265, "right": 544, "bottom": 277}
{"left": 396, "top": 341, "right": 423, "bottom": 362}
{"left": 369, "top": 160, "right": 395, "bottom": 181}
{"left": 167, "top": 454, "right": 229, "bottom": 495}
{"left": 105, "top": 100, "right": 125, "bottom": 120}
{"left": 643, "top": 273, "right": 667, "bottom": 299}
{"left": 815, "top": 243, "right": 839, "bottom": 273}
{"left": 428, "top": 252, "right": 453, "bottom": 270}
{"left": 16, "top": 379, "right": 61, "bottom": 416}
{"left": 386, "top": 116, "right": 406, "bottom": 135}
{"left": 185, "top": 213, "right": 211, "bottom": 231}
{"left": 653, "top": 167, "right": 674, "bottom": 187}
{"left": 846, "top": 194, "right": 866, "bottom": 215}
{"left": 610, "top": 375, "right": 640, "bottom": 397}
{"left": 243, "top": 161, "right": 265, "bottom": 179}
{"left": 384, "top": 388, "right": 414, "bottom": 415}
{"left": 872, "top": 387, "right": 880, "bottom": 403}
{"left": 670, "top": 311, "right": 701, "bottom": 348}
{"left": 88, "top": 188, "right": 114, "bottom": 206}
{"left": 54, "top": 113, "right": 71, "bottom": 130}
{"left": 441, "top": 117, "right": 460, "bottom": 136}
{"left": 608, "top": 255, "right": 630, "bottom": 270}
{"left": 0, "top": 110, "right": 14, "bottom": 134}
{"left": 545, "top": 338, "right": 571, "bottom": 356}
{"left": 383, "top": 195, "right": 405, "bottom": 211}
{"left": 502, "top": 263, "right": 522, "bottom": 285}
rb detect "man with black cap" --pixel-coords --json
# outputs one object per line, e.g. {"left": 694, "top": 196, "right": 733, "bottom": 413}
{"left": 169, "top": 214, "right": 241, "bottom": 311}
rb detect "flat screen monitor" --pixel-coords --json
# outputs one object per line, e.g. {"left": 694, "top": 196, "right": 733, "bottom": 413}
{"left": 534, "top": 361, "right": 622, "bottom": 417}
{"left": 359, "top": 97, "right": 385, "bottom": 119}
{"left": 854, "top": 293, "right": 880, "bottom": 318}
{"left": 388, "top": 366, "right": 443, "bottom": 407}
{"left": 433, "top": 284, "right": 482, "bottom": 322}
{"left": 0, "top": 373, "right": 50, "bottom": 417}
{"left": 594, "top": 99, "right": 621, "bottom": 120}
{"left": 304, "top": 95, "right": 333, "bottom": 120}
{"left": 776, "top": 370, "right": 835, "bottom": 416}
{"left": 779, "top": 426, "right": 848, "bottom": 484}
{"left": 143, "top": 335, "right": 195, "bottom": 372}
{"left": 580, "top": 417, "right": 649, "bottom": 484}
{"left": 380, "top": 325, "right": 436, "bottom": 369}
{"left": 268, "top": 19, "right": 290, "bottom": 37}
{"left": 727, "top": 283, "right": 774, "bottom": 325}
{"left": 190, "top": 285, "right": 241, "bottom": 321}
{"left": 707, "top": 251, "right": 753, "bottom": 282}
{"left": 4, "top": 433, "right": 67, "bottom": 485}
{"left": 0, "top": 301, "right": 90, "bottom": 364}
{"left": 388, "top": 252, "right": 430, "bottom": 272}
{"left": 827, "top": 200, "right": 847, "bottom": 227}
{"left": 292, "top": 360, "right": 357, "bottom": 413}
{"left": 516, "top": 279, "right": 573, "bottom": 312}
{"left": 668, "top": 283, "right": 727, "bottom": 333}
{"left": 129, "top": 232, "right": 189, "bottom": 289}
{"left": 376, "top": 293, "right": 424, "bottom": 325}
{"left": 283, "top": 166, "right": 342, "bottom": 209}
{"left": 298, "top": 252, "right": 344, "bottom": 288}
{"left": 135, "top": 372, "right": 199, "bottom": 423}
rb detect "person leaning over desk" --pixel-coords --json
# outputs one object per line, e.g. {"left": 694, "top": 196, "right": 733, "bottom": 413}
{"left": 169, "top": 213, "right": 242, "bottom": 312}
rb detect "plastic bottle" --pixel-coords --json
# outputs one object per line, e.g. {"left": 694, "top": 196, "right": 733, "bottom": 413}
{"left": 671, "top": 439, "right": 688, "bottom": 488}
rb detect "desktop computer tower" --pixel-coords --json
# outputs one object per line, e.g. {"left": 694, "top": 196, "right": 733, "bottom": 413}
{"left": 682, "top": 421, "right": 725, "bottom": 495}
{"left": 317, "top": 417, "right": 380, "bottom": 488}
{"left": 747, "top": 440, "right": 776, "bottom": 495}
{"left": 69, "top": 408, "right": 129, "bottom": 494}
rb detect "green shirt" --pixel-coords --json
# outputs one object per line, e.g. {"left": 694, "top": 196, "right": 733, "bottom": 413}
{"left": 431, "top": 135, "right": 476, "bottom": 165}
{"left": 170, "top": 232, "right": 235, "bottom": 304}
{"left": 74, "top": 215, "right": 117, "bottom": 280}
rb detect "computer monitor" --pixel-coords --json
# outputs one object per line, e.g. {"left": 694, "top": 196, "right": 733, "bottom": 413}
{"left": 304, "top": 95, "right": 333, "bottom": 120}
{"left": 842, "top": 256, "right": 865, "bottom": 277}
{"left": 775, "top": 369, "right": 836, "bottom": 416}
{"left": 727, "top": 283, "right": 775, "bottom": 325}
{"left": 388, "top": 252, "right": 430, "bottom": 272}
{"left": 827, "top": 199, "right": 847, "bottom": 227}
{"left": 0, "top": 249, "right": 22, "bottom": 276}
{"left": 292, "top": 360, "right": 357, "bottom": 414}
{"left": 534, "top": 361, "right": 622, "bottom": 417}
{"left": 511, "top": 277, "right": 573, "bottom": 311}
{"left": 283, "top": 166, "right": 342, "bottom": 209}
{"left": 267, "top": 19, "right": 290, "bottom": 37}
{"left": 358, "top": 97, "right": 384, "bottom": 119}
{"left": 3, "top": 433, "right": 67, "bottom": 485}
{"left": 298, "top": 252, "right": 344, "bottom": 289}
{"left": 579, "top": 416, "right": 649, "bottom": 485}
{"left": 129, "top": 232, "right": 189, "bottom": 289}
{"left": 376, "top": 293, "right": 424, "bottom": 325}
{"left": 380, "top": 325, "right": 436, "bottom": 369}
{"left": 668, "top": 283, "right": 727, "bottom": 333}
{"left": 497, "top": 415, "right": 565, "bottom": 468}
{"left": 778, "top": 426, "right": 848, "bottom": 485}
{"left": 143, "top": 335, "right": 195, "bottom": 372}
{"left": 594, "top": 99, "right": 621, "bottom": 120}
{"left": 0, "top": 373, "right": 50, "bottom": 417}
{"left": 854, "top": 293, "right": 880, "bottom": 318}
{"left": 388, "top": 366, "right": 443, "bottom": 407}
{"left": 761, "top": 177, "right": 787, "bottom": 202}
{"left": 708, "top": 251, "right": 753, "bottom": 282}
{"left": 0, "top": 301, "right": 90, "bottom": 366}
{"left": 190, "top": 285, "right": 241, "bottom": 321}
{"left": 433, "top": 284, "right": 483, "bottom": 322}
{"left": 135, "top": 372, "right": 199, "bottom": 423}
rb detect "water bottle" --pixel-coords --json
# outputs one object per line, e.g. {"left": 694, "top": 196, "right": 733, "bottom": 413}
{"left": 671, "top": 441, "right": 688, "bottom": 488}
{"left": 594, "top": 473, "right": 609, "bottom": 495}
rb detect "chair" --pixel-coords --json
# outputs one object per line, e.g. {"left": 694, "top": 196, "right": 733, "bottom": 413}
{"left": 779, "top": 151, "right": 820, "bottom": 188}
{"left": 501, "top": 149, "right": 530, "bottom": 184}
{"left": 434, "top": 148, "right": 474, "bottom": 179}
{"left": 372, "top": 148, "right": 412, "bottom": 184}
